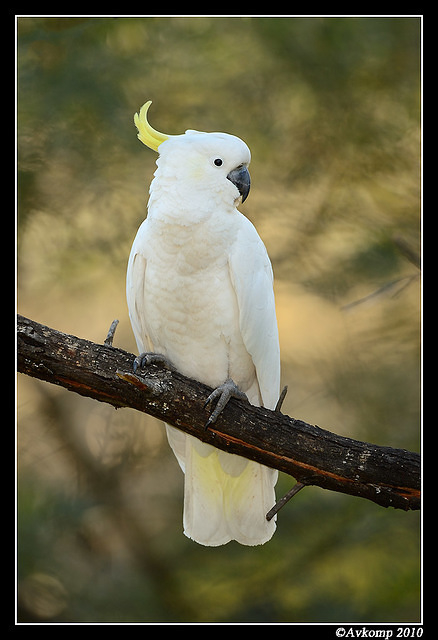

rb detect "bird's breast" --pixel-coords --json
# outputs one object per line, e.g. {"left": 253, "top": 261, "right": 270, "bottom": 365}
{"left": 139, "top": 216, "right": 255, "bottom": 391}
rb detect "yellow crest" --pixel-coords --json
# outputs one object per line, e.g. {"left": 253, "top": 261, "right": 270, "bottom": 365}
{"left": 134, "top": 101, "right": 171, "bottom": 152}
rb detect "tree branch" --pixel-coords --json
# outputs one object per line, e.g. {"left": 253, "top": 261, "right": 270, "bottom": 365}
{"left": 17, "top": 314, "right": 420, "bottom": 511}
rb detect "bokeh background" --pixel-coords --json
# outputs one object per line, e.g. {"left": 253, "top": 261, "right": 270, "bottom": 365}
{"left": 17, "top": 16, "right": 421, "bottom": 623}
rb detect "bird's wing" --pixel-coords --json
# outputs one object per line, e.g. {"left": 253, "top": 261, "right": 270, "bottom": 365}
{"left": 228, "top": 215, "right": 280, "bottom": 410}
{"left": 126, "top": 220, "right": 152, "bottom": 355}
{"left": 126, "top": 220, "right": 189, "bottom": 472}
{"left": 184, "top": 217, "right": 281, "bottom": 545}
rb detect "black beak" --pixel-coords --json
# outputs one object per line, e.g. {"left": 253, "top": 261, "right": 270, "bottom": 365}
{"left": 227, "top": 165, "right": 251, "bottom": 203}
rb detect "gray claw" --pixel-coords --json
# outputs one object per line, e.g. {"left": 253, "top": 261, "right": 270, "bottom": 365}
{"left": 133, "top": 352, "right": 175, "bottom": 374}
{"left": 204, "top": 378, "right": 248, "bottom": 429}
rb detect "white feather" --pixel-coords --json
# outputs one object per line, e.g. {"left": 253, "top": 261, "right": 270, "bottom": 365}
{"left": 126, "top": 130, "right": 280, "bottom": 546}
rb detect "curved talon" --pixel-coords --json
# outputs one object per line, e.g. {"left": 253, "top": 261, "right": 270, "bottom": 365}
{"left": 133, "top": 352, "right": 175, "bottom": 374}
{"left": 204, "top": 378, "right": 248, "bottom": 429}
{"left": 133, "top": 353, "right": 147, "bottom": 373}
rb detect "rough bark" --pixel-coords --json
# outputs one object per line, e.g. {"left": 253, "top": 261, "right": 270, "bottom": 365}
{"left": 17, "top": 314, "right": 420, "bottom": 511}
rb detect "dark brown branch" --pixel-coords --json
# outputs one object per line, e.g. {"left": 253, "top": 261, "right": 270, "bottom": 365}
{"left": 17, "top": 314, "right": 420, "bottom": 511}
{"left": 266, "top": 482, "right": 306, "bottom": 521}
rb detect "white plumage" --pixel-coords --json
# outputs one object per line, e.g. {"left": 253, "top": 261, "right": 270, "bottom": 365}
{"left": 126, "top": 104, "right": 280, "bottom": 546}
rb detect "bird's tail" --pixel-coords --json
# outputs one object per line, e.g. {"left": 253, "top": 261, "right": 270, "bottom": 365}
{"left": 166, "top": 426, "right": 277, "bottom": 546}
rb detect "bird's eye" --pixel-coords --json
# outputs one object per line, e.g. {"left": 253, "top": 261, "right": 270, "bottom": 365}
{"left": 214, "top": 158, "right": 223, "bottom": 167}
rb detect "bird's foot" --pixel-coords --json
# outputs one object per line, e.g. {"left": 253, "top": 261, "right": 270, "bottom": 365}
{"left": 204, "top": 378, "right": 248, "bottom": 429}
{"left": 133, "top": 352, "right": 176, "bottom": 374}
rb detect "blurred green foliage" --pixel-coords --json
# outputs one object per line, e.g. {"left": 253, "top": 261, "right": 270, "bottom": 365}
{"left": 17, "top": 17, "right": 421, "bottom": 623}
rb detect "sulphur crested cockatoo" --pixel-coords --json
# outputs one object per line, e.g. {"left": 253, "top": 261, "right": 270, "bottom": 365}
{"left": 126, "top": 101, "right": 280, "bottom": 546}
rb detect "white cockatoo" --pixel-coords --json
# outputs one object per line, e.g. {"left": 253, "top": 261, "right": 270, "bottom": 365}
{"left": 126, "top": 101, "right": 280, "bottom": 546}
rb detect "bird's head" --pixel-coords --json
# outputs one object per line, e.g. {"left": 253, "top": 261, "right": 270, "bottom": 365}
{"left": 134, "top": 101, "right": 251, "bottom": 209}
